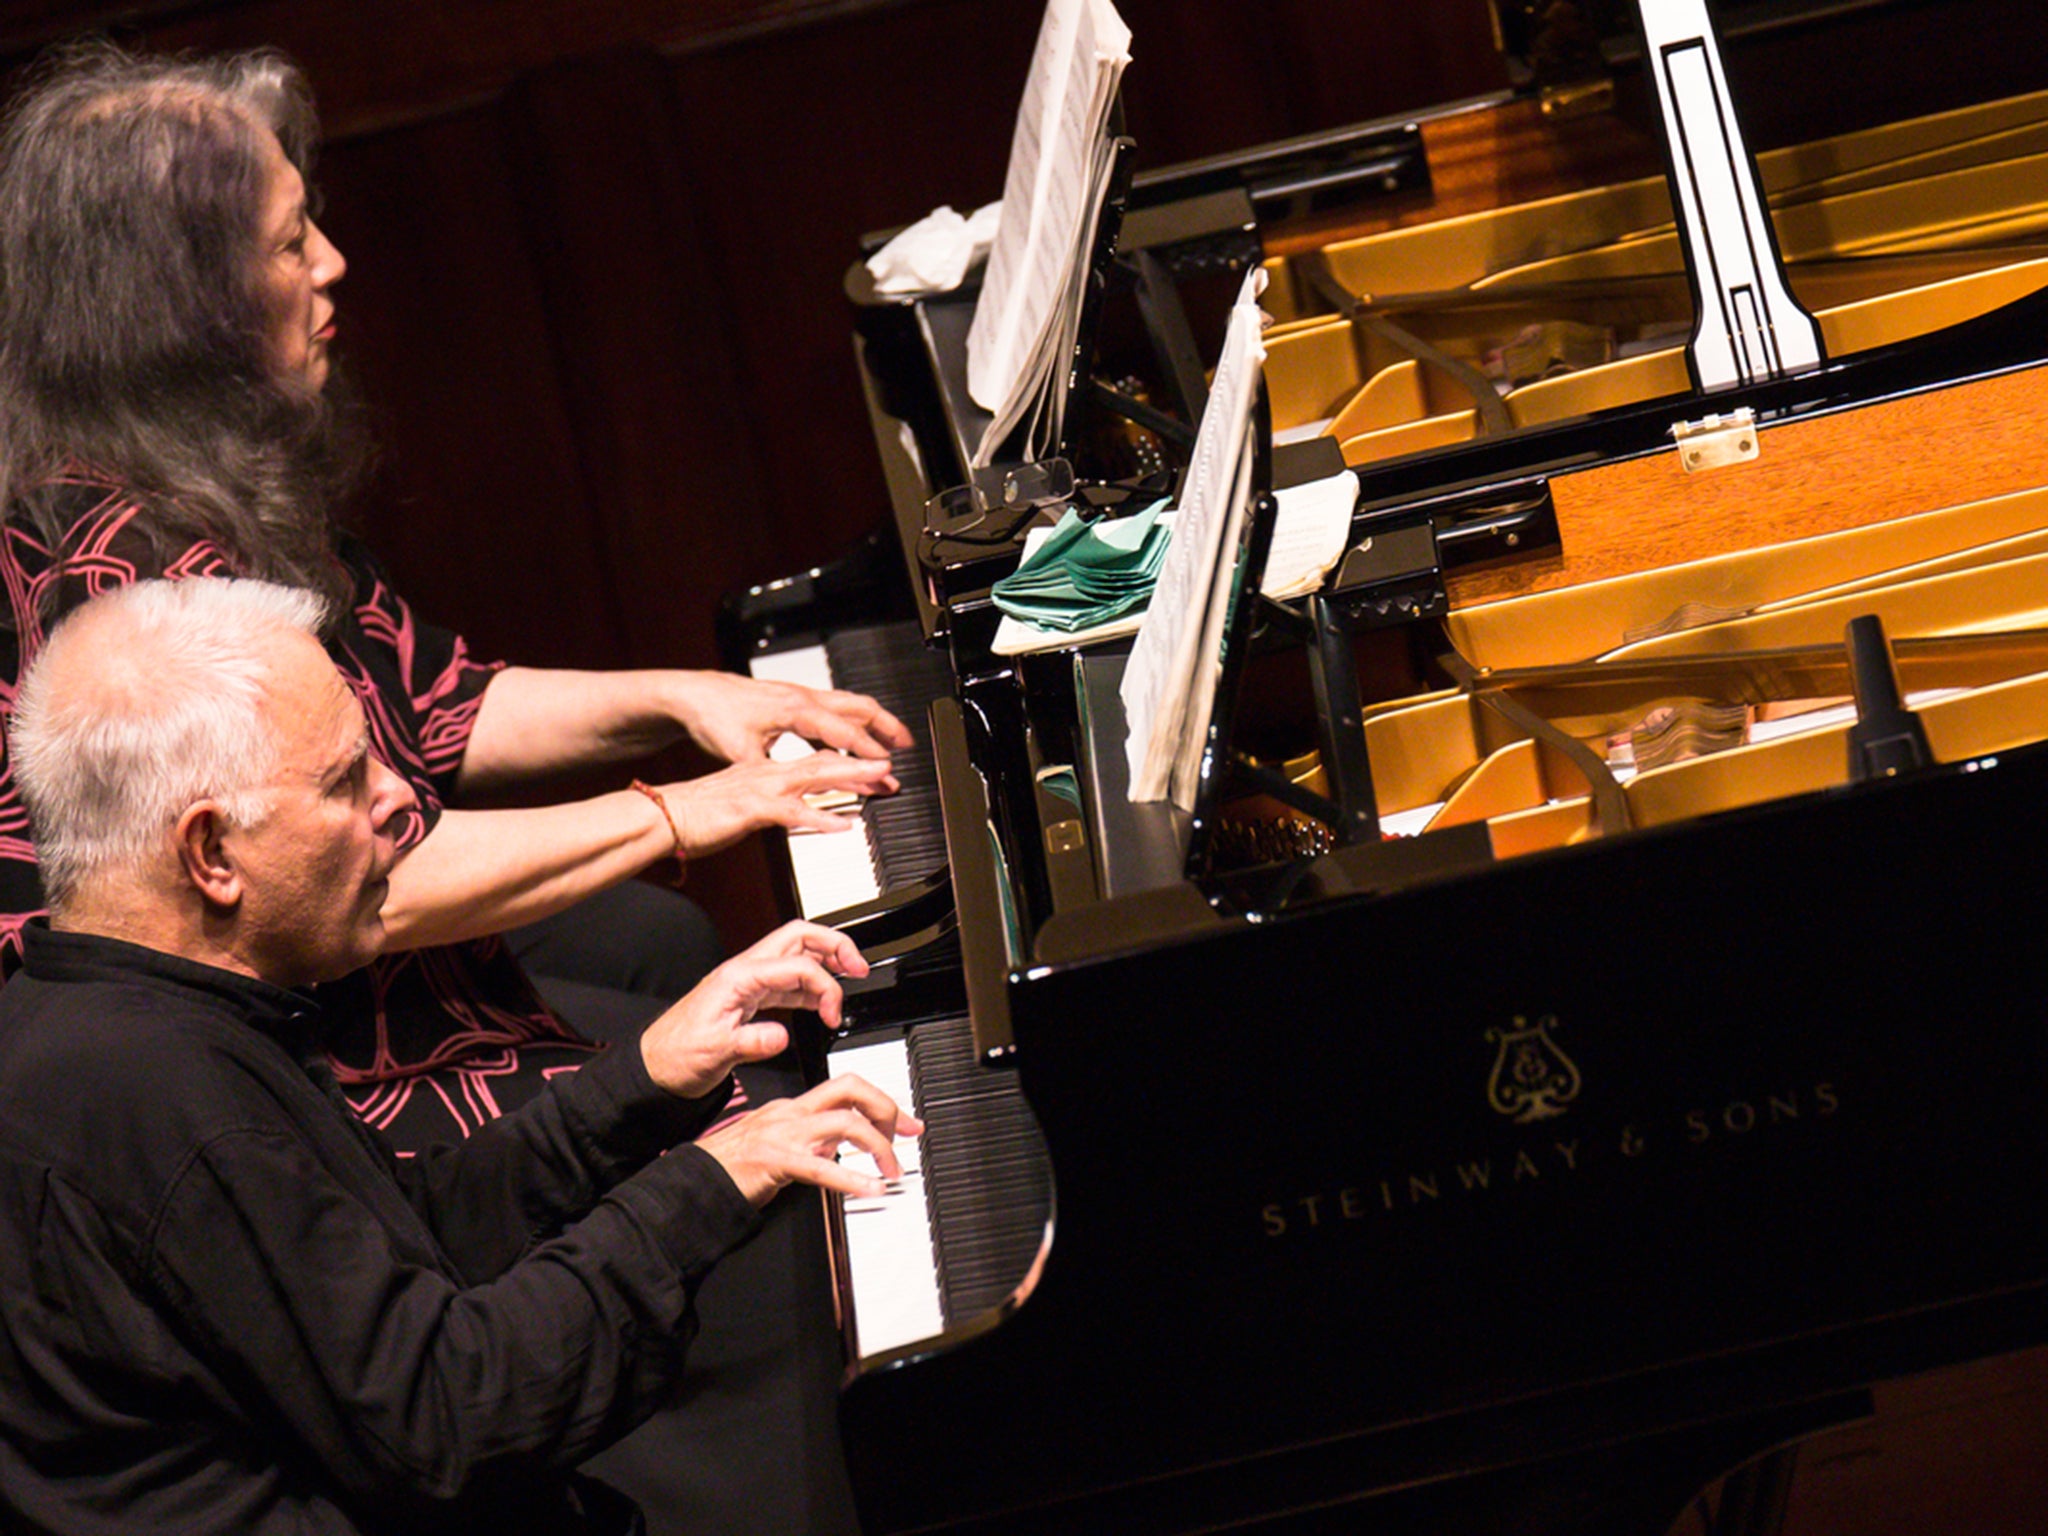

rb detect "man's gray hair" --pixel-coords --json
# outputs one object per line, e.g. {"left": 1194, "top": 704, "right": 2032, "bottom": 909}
{"left": 10, "top": 578, "right": 330, "bottom": 910}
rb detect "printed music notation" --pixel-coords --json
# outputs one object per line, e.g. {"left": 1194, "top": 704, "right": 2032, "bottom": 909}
{"left": 1121, "top": 265, "right": 1269, "bottom": 809}
{"left": 965, "top": 0, "right": 1131, "bottom": 469}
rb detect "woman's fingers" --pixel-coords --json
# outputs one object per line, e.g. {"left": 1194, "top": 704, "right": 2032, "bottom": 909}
{"left": 789, "top": 690, "right": 914, "bottom": 758}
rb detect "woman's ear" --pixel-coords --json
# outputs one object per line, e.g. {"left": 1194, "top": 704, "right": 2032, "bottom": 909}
{"left": 174, "top": 801, "right": 242, "bottom": 911}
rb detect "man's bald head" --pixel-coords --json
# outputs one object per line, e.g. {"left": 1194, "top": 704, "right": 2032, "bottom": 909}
{"left": 10, "top": 579, "right": 328, "bottom": 912}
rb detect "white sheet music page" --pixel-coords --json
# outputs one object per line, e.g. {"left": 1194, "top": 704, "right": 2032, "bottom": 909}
{"left": 1167, "top": 442, "right": 1259, "bottom": 809}
{"left": 966, "top": 0, "right": 1131, "bottom": 467}
{"left": 1022, "top": 125, "right": 1123, "bottom": 463}
{"left": 1121, "top": 266, "right": 1268, "bottom": 808}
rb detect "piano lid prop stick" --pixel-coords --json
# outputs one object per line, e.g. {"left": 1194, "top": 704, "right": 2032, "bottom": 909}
{"left": 1635, "top": 0, "right": 1824, "bottom": 391}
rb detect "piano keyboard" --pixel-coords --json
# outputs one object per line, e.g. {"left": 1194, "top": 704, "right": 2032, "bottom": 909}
{"left": 749, "top": 622, "right": 953, "bottom": 919}
{"left": 830, "top": 1015, "right": 1053, "bottom": 1362}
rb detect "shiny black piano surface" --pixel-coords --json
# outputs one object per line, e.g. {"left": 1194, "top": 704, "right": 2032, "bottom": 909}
{"left": 844, "top": 700, "right": 2048, "bottom": 1533}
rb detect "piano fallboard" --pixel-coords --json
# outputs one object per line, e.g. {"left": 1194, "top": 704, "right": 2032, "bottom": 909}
{"left": 841, "top": 721, "right": 2048, "bottom": 1535}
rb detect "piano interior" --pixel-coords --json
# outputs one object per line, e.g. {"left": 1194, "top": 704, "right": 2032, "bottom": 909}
{"left": 725, "top": 2, "right": 2048, "bottom": 1531}
{"left": 1207, "top": 80, "right": 2048, "bottom": 877}
{"left": 1352, "top": 488, "right": 2048, "bottom": 856}
{"left": 1262, "top": 86, "right": 2048, "bottom": 466}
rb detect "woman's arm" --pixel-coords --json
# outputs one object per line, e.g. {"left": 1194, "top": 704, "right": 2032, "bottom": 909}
{"left": 378, "top": 752, "right": 896, "bottom": 950}
{"left": 454, "top": 665, "right": 912, "bottom": 795}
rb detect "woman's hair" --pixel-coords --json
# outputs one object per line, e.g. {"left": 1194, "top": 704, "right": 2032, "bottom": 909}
{"left": 0, "top": 42, "right": 368, "bottom": 611}
{"left": 11, "top": 576, "right": 330, "bottom": 911}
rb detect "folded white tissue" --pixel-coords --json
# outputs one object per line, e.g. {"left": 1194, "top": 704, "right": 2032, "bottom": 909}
{"left": 864, "top": 200, "right": 1004, "bottom": 299}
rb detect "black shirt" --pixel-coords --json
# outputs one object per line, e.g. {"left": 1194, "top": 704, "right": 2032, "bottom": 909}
{"left": 0, "top": 924, "right": 758, "bottom": 1534}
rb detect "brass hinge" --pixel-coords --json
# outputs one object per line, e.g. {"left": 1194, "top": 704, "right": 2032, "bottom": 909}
{"left": 1672, "top": 407, "right": 1759, "bottom": 473}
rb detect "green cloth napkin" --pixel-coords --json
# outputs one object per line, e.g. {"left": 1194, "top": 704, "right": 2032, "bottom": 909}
{"left": 990, "top": 498, "right": 1172, "bottom": 632}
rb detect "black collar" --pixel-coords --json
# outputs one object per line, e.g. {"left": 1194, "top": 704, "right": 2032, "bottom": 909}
{"left": 21, "top": 921, "right": 327, "bottom": 1059}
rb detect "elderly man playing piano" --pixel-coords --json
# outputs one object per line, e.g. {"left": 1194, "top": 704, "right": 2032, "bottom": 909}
{"left": 0, "top": 577, "right": 916, "bottom": 1536}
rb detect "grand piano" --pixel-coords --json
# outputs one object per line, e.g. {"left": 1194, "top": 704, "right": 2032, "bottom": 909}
{"left": 720, "top": 1, "right": 2048, "bottom": 1530}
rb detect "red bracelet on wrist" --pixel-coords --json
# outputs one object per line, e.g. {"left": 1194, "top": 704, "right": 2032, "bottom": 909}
{"left": 630, "top": 779, "right": 688, "bottom": 888}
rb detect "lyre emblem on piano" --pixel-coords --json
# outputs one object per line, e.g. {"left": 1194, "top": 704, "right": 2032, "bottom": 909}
{"left": 1485, "top": 1015, "right": 1583, "bottom": 1124}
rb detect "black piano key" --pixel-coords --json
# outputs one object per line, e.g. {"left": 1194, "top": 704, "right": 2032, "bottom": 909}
{"left": 825, "top": 622, "right": 955, "bottom": 890}
{"left": 907, "top": 1012, "right": 1053, "bottom": 1327}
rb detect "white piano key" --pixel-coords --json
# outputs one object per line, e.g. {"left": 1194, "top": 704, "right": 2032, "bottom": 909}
{"left": 750, "top": 642, "right": 830, "bottom": 713}
{"left": 750, "top": 644, "right": 883, "bottom": 916}
{"left": 748, "top": 642, "right": 833, "bottom": 690}
{"left": 782, "top": 820, "right": 879, "bottom": 920}
{"left": 831, "top": 1037, "right": 943, "bottom": 1360}
{"left": 749, "top": 642, "right": 835, "bottom": 762}
{"left": 831, "top": 1036, "right": 920, "bottom": 1174}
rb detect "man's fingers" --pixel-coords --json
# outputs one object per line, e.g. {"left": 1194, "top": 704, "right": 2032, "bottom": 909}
{"left": 785, "top": 1093, "right": 921, "bottom": 1187}
{"left": 750, "top": 921, "right": 869, "bottom": 978}
{"left": 802, "top": 1072, "right": 923, "bottom": 1144}
{"left": 819, "top": 1106, "right": 908, "bottom": 1182}
{"left": 795, "top": 1151, "right": 898, "bottom": 1200}
{"left": 727, "top": 1018, "right": 790, "bottom": 1064}
{"left": 804, "top": 924, "right": 869, "bottom": 979}
{"left": 704, "top": 1077, "right": 924, "bottom": 1205}
{"left": 721, "top": 953, "right": 846, "bottom": 1026}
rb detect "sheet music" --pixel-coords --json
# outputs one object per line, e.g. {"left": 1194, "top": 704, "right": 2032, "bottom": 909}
{"left": 1021, "top": 128, "right": 1123, "bottom": 463}
{"left": 966, "top": 0, "right": 1131, "bottom": 468}
{"left": 1168, "top": 442, "right": 1258, "bottom": 808}
{"left": 1121, "top": 266, "right": 1268, "bottom": 807}
{"left": 1260, "top": 469, "right": 1357, "bottom": 600}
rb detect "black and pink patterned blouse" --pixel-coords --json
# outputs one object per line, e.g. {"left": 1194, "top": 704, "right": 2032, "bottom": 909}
{"left": 0, "top": 472, "right": 600, "bottom": 1146}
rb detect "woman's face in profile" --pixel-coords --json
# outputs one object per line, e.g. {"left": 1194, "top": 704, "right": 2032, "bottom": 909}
{"left": 255, "top": 130, "right": 346, "bottom": 393}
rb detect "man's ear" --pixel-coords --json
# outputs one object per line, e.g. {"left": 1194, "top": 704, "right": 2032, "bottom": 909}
{"left": 174, "top": 801, "right": 242, "bottom": 911}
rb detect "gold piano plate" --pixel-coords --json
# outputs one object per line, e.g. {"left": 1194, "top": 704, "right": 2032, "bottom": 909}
{"left": 1353, "top": 481, "right": 2048, "bottom": 860}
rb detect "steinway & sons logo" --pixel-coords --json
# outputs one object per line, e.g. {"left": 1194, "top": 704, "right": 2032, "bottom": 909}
{"left": 1485, "top": 1014, "right": 1581, "bottom": 1123}
{"left": 1260, "top": 1009, "right": 1840, "bottom": 1240}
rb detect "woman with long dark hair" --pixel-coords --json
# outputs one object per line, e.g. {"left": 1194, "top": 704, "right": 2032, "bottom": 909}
{"left": 0, "top": 43, "right": 910, "bottom": 1152}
